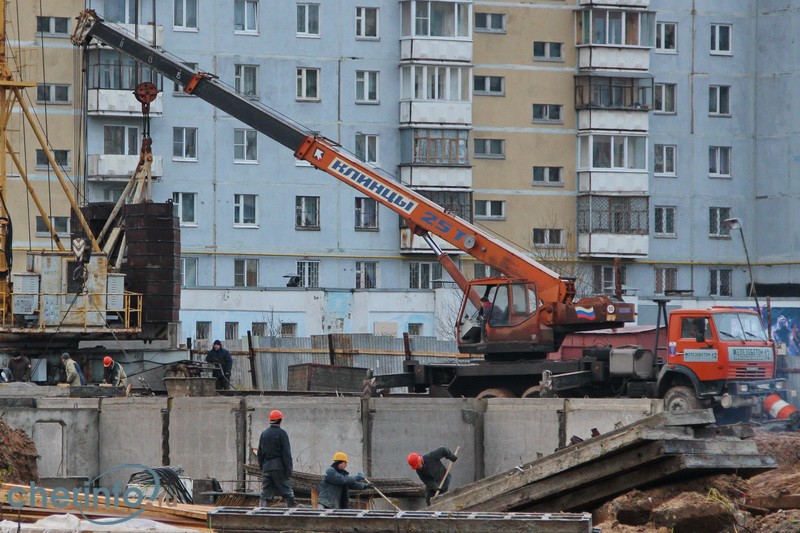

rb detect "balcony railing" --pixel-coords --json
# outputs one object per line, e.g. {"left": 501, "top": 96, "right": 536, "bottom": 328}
{"left": 87, "top": 63, "right": 163, "bottom": 91}
{"left": 575, "top": 76, "right": 652, "bottom": 110}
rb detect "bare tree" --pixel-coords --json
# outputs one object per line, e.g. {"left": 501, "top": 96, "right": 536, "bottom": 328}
{"left": 528, "top": 212, "right": 594, "bottom": 298}
{"left": 434, "top": 284, "right": 465, "bottom": 340}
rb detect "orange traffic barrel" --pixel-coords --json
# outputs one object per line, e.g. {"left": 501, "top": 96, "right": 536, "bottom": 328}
{"left": 763, "top": 393, "right": 800, "bottom": 422}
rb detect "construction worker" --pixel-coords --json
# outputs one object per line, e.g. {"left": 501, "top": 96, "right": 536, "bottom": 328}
{"left": 8, "top": 353, "right": 31, "bottom": 382}
{"left": 407, "top": 447, "right": 458, "bottom": 504}
{"left": 317, "top": 452, "right": 373, "bottom": 509}
{"left": 206, "top": 340, "right": 232, "bottom": 390}
{"left": 61, "top": 353, "right": 86, "bottom": 386}
{"left": 102, "top": 356, "right": 128, "bottom": 387}
{"left": 257, "top": 409, "right": 295, "bottom": 507}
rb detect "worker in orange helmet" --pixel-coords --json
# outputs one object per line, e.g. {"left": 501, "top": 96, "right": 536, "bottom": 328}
{"left": 101, "top": 356, "right": 128, "bottom": 387}
{"left": 407, "top": 447, "right": 458, "bottom": 504}
{"left": 257, "top": 409, "right": 295, "bottom": 507}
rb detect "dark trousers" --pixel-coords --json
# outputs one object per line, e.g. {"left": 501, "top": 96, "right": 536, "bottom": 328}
{"left": 213, "top": 371, "right": 230, "bottom": 390}
{"left": 260, "top": 470, "right": 295, "bottom": 507}
{"left": 425, "top": 474, "right": 450, "bottom": 505}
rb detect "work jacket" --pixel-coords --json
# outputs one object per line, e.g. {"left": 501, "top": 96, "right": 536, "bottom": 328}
{"left": 206, "top": 347, "right": 233, "bottom": 376}
{"left": 64, "top": 359, "right": 86, "bottom": 386}
{"left": 103, "top": 362, "right": 128, "bottom": 387}
{"left": 257, "top": 425, "right": 293, "bottom": 474}
{"left": 9, "top": 356, "right": 31, "bottom": 382}
{"left": 317, "top": 464, "right": 369, "bottom": 509}
{"left": 415, "top": 447, "right": 457, "bottom": 493}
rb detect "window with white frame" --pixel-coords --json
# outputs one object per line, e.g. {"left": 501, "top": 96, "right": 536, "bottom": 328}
{"left": 36, "top": 83, "right": 70, "bottom": 104}
{"left": 533, "top": 41, "right": 562, "bottom": 61}
{"left": 708, "top": 146, "right": 731, "bottom": 177}
{"left": 409, "top": 261, "right": 442, "bottom": 289}
{"left": 281, "top": 323, "right": 298, "bottom": 337}
{"left": 234, "top": 258, "right": 259, "bottom": 287}
{"left": 35, "top": 149, "right": 69, "bottom": 169}
{"left": 654, "top": 83, "right": 676, "bottom": 113}
{"left": 709, "top": 268, "right": 732, "bottom": 297}
{"left": 402, "top": 1, "right": 469, "bottom": 37}
{"left": 172, "top": 192, "right": 197, "bottom": 225}
{"left": 708, "top": 85, "right": 730, "bottom": 116}
{"left": 355, "top": 197, "right": 378, "bottom": 230}
{"left": 655, "top": 22, "right": 677, "bottom": 51}
{"left": 173, "top": 127, "right": 197, "bottom": 160}
{"left": 104, "top": 125, "right": 139, "bottom": 156}
{"left": 576, "top": 9, "right": 654, "bottom": 47}
{"left": 532, "top": 104, "right": 562, "bottom": 123}
{"left": 35, "top": 216, "right": 69, "bottom": 237}
{"left": 234, "top": 129, "right": 258, "bottom": 162}
{"left": 356, "top": 261, "right": 377, "bottom": 289}
{"left": 532, "top": 228, "right": 564, "bottom": 247}
{"left": 654, "top": 267, "right": 677, "bottom": 295}
{"left": 355, "top": 7, "right": 378, "bottom": 38}
{"left": 593, "top": 264, "right": 626, "bottom": 295}
{"left": 709, "top": 207, "right": 731, "bottom": 237}
{"left": 579, "top": 135, "right": 646, "bottom": 170}
{"left": 297, "top": 260, "right": 320, "bottom": 288}
{"left": 181, "top": 257, "right": 198, "bottom": 288}
{"left": 654, "top": 205, "right": 676, "bottom": 237}
{"left": 174, "top": 0, "right": 198, "bottom": 30}
{"left": 710, "top": 24, "right": 731, "bottom": 54}
{"left": 399, "top": 65, "right": 469, "bottom": 101}
{"left": 474, "top": 138, "right": 504, "bottom": 159}
{"left": 296, "top": 196, "right": 320, "bottom": 229}
{"left": 36, "top": 16, "right": 70, "bottom": 35}
{"left": 473, "top": 75, "right": 504, "bottom": 96}
{"left": 225, "top": 322, "right": 239, "bottom": 340}
{"left": 296, "top": 68, "right": 319, "bottom": 100}
{"left": 196, "top": 321, "right": 211, "bottom": 340}
{"left": 297, "top": 3, "right": 320, "bottom": 36}
{"left": 234, "top": 194, "right": 258, "bottom": 226}
{"left": 475, "top": 12, "right": 505, "bottom": 33}
{"left": 355, "top": 133, "right": 378, "bottom": 164}
{"left": 474, "top": 263, "right": 502, "bottom": 279}
{"left": 654, "top": 144, "right": 676, "bottom": 175}
{"left": 235, "top": 64, "right": 258, "bottom": 98}
{"left": 103, "top": 186, "right": 125, "bottom": 202}
{"left": 474, "top": 199, "right": 505, "bottom": 220}
{"left": 355, "top": 70, "right": 379, "bottom": 103}
{"left": 234, "top": 0, "right": 258, "bottom": 33}
{"left": 104, "top": 0, "right": 144, "bottom": 24}
{"left": 173, "top": 62, "right": 198, "bottom": 92}
{"left": 406, "top": 129, "right": 469, "bottom": 165}
{"left": 532, "top": 166, "right": 563, "bottom": 185}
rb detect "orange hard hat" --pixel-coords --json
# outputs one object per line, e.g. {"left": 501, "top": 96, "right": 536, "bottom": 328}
{"left": 269, "top": 409, "right": 283, "bottom": 422}
{"left": 103, "top": 356, "right": 113, "bottom": 367}
{"left": 407, "top": 452, "right": 423, "bottom": 469}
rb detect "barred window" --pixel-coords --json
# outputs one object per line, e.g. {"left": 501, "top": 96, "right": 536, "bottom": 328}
{"left": 577, "top": 196, "right": 649, "bottom": 235}
{"left": 407, "top": 129, "right": 469, "bottom": 165}
{"left": 654, "top": 267, "right": 677, "bottom": 295}
{"left": 710, "top": 268, "right": 732, "bottom": 296}
{"left": 419, "top": 190, "right": 472, "bottom": 222}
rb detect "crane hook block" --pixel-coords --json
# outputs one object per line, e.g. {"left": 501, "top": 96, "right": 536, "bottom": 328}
{"left": 134, "top": 82, "right": 159, "bottom": 105}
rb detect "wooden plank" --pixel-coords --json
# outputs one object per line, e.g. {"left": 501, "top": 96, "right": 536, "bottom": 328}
{"left": 745, "top": 494, "right": 800, "bottom": 511}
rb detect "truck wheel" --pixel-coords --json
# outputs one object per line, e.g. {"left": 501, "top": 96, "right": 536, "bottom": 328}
{"left": 663, "top": 386, "right": 701, "bottom": 413}
{"left": 476, "top": 388, "right": 516, "bottom": 399}
{"left": 521, "top": 386, "right": 541, "bottom": 398}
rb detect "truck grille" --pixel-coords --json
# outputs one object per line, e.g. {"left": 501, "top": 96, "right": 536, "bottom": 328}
{"left": 729, "top": 366, "right": 768, "bottom": 379}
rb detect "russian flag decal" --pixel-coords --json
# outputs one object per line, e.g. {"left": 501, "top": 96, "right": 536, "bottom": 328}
{"left": 575, "top": 306, "right": 596, "bottom": 320}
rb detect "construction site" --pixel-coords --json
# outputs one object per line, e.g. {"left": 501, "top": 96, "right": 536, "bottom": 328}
{"left": 0, "top": 0, "right": 797, "bottom": 531}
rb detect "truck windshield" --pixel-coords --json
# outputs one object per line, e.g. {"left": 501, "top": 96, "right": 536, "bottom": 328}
{"left": 712, "top": 313, "right": 768, "bottom": 342}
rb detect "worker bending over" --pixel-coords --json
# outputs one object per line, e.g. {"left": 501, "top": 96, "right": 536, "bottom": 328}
{"left": 318, "top": 452, "right": 373, "bottom": 509}
{"left": 408, "top": 447, "right": 458, "bottom": 504}
{"left": 257, "top": 409, "right": 295, "bottom": 507}
{"left": 102, "top": 356, "right": 128, "bottom": 387}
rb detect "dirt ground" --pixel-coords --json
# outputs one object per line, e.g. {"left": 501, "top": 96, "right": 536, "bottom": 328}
{"left": 594, "top": 430, "right": 800, "bottom": 532}
{"left": 0, "top": 416, "right": 38, "bottom": 484}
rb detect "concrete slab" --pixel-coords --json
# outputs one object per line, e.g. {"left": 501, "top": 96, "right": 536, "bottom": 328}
{"left": 563, "top": 398, "right": 662, "bottom": 444}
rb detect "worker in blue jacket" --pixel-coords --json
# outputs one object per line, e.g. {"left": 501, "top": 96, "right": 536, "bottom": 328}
{"left": 317, "top": 452, "right": 373, "bottom": 509}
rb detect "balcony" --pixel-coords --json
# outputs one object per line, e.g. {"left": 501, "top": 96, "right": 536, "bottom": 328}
{"left": 577, "top": 194, "right": 649, "bottom": 257}
{"left": 578, "top": 170, "right": 648, "bottom": 194}
{"left": 87, "top": 154, "right": 163, "bottom": 181}
{"left": 400, "top": 100, "right": 471, "bottom": 126}
{"left": 400, "top": 38, "right": 472, "bottom": 62}
{"left": 575, "top": 74, "right": 651, "bottom": 131}
{"left": 87, "top": 89, "right": 163, "bottom": 117}
{"left": 577, "top": 47, "right": 650, "bottom": 72}
{"left": 398, "top": 166, "right": 471, "bottom": 188}
{"left": 579, "top": 0, "right": 649, "bottom": 7}
{"left": 578, "top": 232, "right": 648, "bottom": 257}
{"left": 89, "top": 23, "right": 164, "bottom": 48}
{"left": 400, "top": 229, "right": 461, "bottom": 254}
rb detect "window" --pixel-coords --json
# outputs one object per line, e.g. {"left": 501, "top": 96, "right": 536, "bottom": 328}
{"left": 173, "top": 127, "right": 197, "bottom": 160}
{"left": 234, "top": 129, "right": 258, "bottom": 162}
{"left": 104, "top": 0, "right": 145, "bottom": 24}
{"left": 355, "top": 197, "right": 378, "bottom": 230}
{"left": 532, "top": 228, "right": 564, "bottom": 247}
{"left": 474, "top": 200, "right": 504, "bottom": 220}
{"left": 181, "top": 257, "right": 198, "bottom": 288}
{"left": 577, "top": 9, "right": 655, "bottom": 47}
{"left": 225, "top": 322, "right": 239, "bottom": 341}
{"left": 654, "top": 206, "right": 676, "bottom": 237}
{"left": 533, "top": 41, "right": 562, "bottom": 61}
{"left": 103, "top": 186, "right": 125, "bottom": 202}
{"left": 172, "top": 192, "right": 197, "bottom": 225}
{"left": 355, "top": 7, "right": 378, "bottom": 38}
{"left": 103, "top": 126, "right": 139, "bottom": 156}
{"left": 296, "top": 196, "right": 320, "bottom": 229}
{"left": 408, "top": 323, "right": 424, "bottom": 336}
{"left": 654, "top": 144, "right": 676, "bottom": 175}
{"left": 580, "top": 135, "right": 646, "bottom": 170}
{"left": 473, "top": 76, "right": 504, "bottom": 96}
{"left": 297, "top": 260, "right": 320, "bottom": 288}
{"left": 251, "top": 322, "right": 267, "bottom": 336}
{"left": 474, "top": 263, "right": 502, "bottom": 279}
{"left": 297, "top": 3, "right": 320, "bottom": 36}
{"left": 409, "top": 261, "right": 442, "bottom": 290}
{"left": 355, "top": 133, "right": 378, "bottom": 164}
{"left": 532, "top": 104, "right": 562, "bottom": 123}
{"left": 654, "top": 267, "right": 677, "bottom": 295}
{"left": 708, "top": 146, "right": 731, "bottom": 177}
{"left": 403, "top": 1, "right": 469, "bottom": 37}
{"left": 593, "top": 265, "right": 626, "bottom": 295}
{"left": 234, "top": 194, "right": 258, "bottom": 226}
{"left": 533, "top": 166, "right": 563, "bottom": 185}
{"left": 355, "top": 71, "right": 379, "bottom": 103}
{"left": 35, "top": 149, "right": 69, "bottom": 169}
{"left": 574, "top": 75, "right": 652, "bottom": 110}
{"left": 420, "top": 190, "right": 473, "bottom": 222}
{"left": 399, "top": 65, "right": 469, "bottom": 101}
{"left": 36, "top": 16, "right": 69, "bottom": 35}
{"left": 296, "top": 68, "right": 319, "bottom": 100}
{"left": 405, "top": 129, "right": 469, "bottom": 165}
{"left": 654, "top": 83, "right": 676, "bottom": 113}
{"left": 655, "top": 22, "right": 677, "bottom": 51}
{"left": 35, "top": 216, "right": 69, "bottom": 237}
{"left": 708, "top": 85, "right": 730, "bottom": 116}
{"left": 709, "top": 207, "right": 731, "bottom": 237}
{"left": 173, "top": 62, "right": 198, "bottom": 93}
{"left": 577, "top": 196, "right": 649, "bottom": 235}
{"left": 710, "top": 24, "right": 731, "bottom": 54}
{"left": 710, "top": 268, "right": 732, "bottom": 296}
{"left": 196, "top": 321, "right": 211, "bottom": 340}
{"left": 475, "top": 12, "right": 505, "bottom": 33}
{"left": 235, "top": 65, "right": 258, "bottom": 98}
{"left": 234, "top": 258, "right": 258, "bottom": 287}
{"left": 234, "top": 0, "right": 258, "bottom": 32}
{"left": 174, "top": 0, "right": 198, "bottom": 30}
{"left": 474, "top": 138, "right": 504, "bottom": 159}
{"left": 356, "top": 261, "right": 377, "bottom": 289}
{"left": 36, "top": 84, "right": 70, "bottom": 104}
{"left": 281, "top": 323, "right": 297, "bottom": 337}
